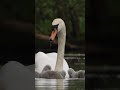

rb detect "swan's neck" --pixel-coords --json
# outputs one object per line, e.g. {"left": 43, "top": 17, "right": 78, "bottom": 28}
{"left": 55, "top": 27, "right": 66, "bottom": 71}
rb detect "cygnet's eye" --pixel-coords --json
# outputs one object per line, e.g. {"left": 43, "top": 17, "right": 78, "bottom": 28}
{"left": 52, "top": 24, "right": 59, "bottom": 31}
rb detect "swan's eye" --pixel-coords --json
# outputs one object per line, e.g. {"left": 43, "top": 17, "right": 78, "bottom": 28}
{"left": 52, "top": 24, "right": 59, "bottom": 31}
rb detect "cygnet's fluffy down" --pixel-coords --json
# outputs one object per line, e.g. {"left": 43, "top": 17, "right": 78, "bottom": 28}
{"left": 35, "top": 65, "right": 66, "bottom": 79}
{"left": 68, "top": 68, "right": 85, "bottom": 78}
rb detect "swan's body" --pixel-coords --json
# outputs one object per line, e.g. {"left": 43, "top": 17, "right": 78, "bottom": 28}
{"left": 35, "top": 52, "right": 69, "bottom": 77}
{"left": 35, "top": 18, "right": 69, "bottom": 78}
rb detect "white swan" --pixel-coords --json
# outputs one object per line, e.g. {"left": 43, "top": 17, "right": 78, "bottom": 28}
{"left": 35, "top": 18, "right": 69, "bottom": 78}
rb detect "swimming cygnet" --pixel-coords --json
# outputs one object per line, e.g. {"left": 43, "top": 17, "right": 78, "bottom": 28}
{"left": 68, "top": 68, "right": 85, "bottom": 78}
{"left": 35, "top": 65, "right": 66, "bottom": 79}
{"left": 35, "top": 65, "right": 51, "bottom": 78}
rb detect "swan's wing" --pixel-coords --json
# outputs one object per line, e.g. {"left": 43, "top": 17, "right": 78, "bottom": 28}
{"left": 63, "top": 58, "right": 69, "bottom": 78}
{"left": 35, "top": 52, "right": 49, "bottom": 73}
{"left": 46, "top": 52, "right": 57, "bottom": 58}
{"left": 35, "top": 52, "right": 56, "bottom": 73}
{"left": 46, "top": 52, "right": 57, "bottom": 70}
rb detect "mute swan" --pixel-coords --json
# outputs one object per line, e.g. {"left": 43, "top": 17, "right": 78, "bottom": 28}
{"left": 35, "top": 18, "right": 69, "bottom": 78}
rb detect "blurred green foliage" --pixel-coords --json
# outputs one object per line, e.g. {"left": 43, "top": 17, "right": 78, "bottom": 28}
{"left": 35, "top": 0, "right": 85, "bottom": 42}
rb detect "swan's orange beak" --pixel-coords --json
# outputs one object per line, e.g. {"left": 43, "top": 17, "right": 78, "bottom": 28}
{"left": 49, "top": 29, "right": 58, "bottom": 41}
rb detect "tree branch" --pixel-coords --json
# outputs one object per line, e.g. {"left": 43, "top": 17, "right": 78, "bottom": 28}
{"left": 1, "top": 20, "right": 81, "bottom": 49}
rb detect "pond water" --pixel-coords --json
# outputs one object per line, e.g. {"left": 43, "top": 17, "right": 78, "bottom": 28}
{"left": 35, "top": 78, "right": 85, "bottom": 90}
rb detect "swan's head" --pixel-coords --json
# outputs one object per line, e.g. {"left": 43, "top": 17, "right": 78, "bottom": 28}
{"left": 49, "top": 18, "right": 65, "bottom": 41}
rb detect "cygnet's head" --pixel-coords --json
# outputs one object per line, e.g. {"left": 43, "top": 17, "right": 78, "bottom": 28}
{"left": 59, "top": 70, "right": 66, "bottom": 78}
{"left": 42, "top": 65, "right": 51, "bottom": 72}
{"left": 68, "top": 68, "right": 76, "bottom": 78}
{"left": 49, "top": 18, "right": 66, "bottom": 41}
{"left": 77, "top": 70, "right": 85, "bottom": 78}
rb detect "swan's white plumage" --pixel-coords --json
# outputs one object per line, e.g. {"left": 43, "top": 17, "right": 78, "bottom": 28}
{"left": 52, "top": 18, "right": 65, "bottom": 33}
{"left": 35, "top": 51, "right": 69, "bottom": 78}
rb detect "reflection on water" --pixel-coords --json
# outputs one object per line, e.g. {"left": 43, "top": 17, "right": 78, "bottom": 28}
{"left": 35, "top": 78, "right": 85, "bottom": 90}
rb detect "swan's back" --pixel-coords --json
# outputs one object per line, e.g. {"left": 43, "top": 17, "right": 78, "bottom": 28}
{"left": 35, "top": 52, "right": 54, "bottom": 72}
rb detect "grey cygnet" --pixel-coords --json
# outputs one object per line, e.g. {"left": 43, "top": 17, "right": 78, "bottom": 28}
{"left": 35, "top": 65, "right": 66, "bottom": 79}
{"left": 68, "top": 68, "right": 85, "bottom": 78}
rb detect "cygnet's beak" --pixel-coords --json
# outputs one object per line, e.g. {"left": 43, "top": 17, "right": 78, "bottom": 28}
{"left": 49, "top": 29, "right": 58, "bottom": 41}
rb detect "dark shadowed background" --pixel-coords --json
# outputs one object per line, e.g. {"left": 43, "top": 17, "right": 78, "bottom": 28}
{"left": 0, "top": 0, "right": 35, "bottom": 65}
